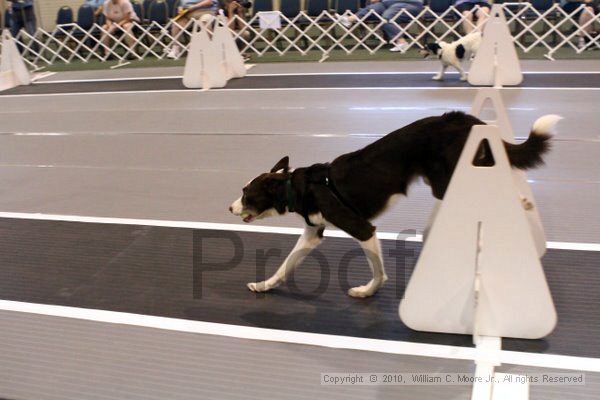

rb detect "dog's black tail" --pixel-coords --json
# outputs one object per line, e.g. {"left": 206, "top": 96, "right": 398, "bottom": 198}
{"left": 504, "top": 115, "right": 561, "bottom": 170}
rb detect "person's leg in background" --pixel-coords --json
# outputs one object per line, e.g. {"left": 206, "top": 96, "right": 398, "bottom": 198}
{"left": 382, "top": 1, "right": 423, "bottom": 52}
{"left": 122, "top": 21, "right": 137, "bottom": 56}
{"left": 167, "top": 10, "right": 190, "bottom": 58}
{"left": 563, "top": 2, "right": 597, "bottom": 49}
{"left": 10, "top": 7, "right": 26, "bottom": 53}
{"left": 457, "top": 3, "right": 475, "bottom": 34}
{"left": 167, "top": 9, "right": 212, "bottom": 58}
{"left": 577, "top": 4, "right": 596, "bottom": 49}
{"left": 474, "top": 4, "right": 490, "bottom": 31}
{"left": 340, "top": 1, "right": 386, "bottom": 27}
{"left": 226, "top": 1, "right": 251, "bottom": 41}
{"left": 171, "top": 11, "right": 189, "bottom": 40}
{"left": 22, "top": 6, "right": 39, "bottom": 54}
{"left": 101, "top": 22, "right": 118, "bottom": 57}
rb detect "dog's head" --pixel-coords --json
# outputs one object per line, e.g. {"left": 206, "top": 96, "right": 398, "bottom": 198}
{"left": 419, "top": 42, "right": 443, "bottom": 58}
{"left": 229, "top": 156, "right": 291, "bottom": 223}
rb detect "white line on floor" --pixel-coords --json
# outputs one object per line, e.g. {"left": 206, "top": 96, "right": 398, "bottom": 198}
{"left": 31, "top": 71, "right": 56, "bottom": 82}
{"left": 0, "top": 300, "right": 598, "bottom": 372}
{"left": 0, "top": 211, "right": 598, "bottom": 251}
{"left": 36, "top": 70, "right": 600, "bottom": 84}
{"left": 2, "top": 86, "right": 599, "bottom": 98}
{"left": 36, "top": 75, "right": 182, "bottom": 84}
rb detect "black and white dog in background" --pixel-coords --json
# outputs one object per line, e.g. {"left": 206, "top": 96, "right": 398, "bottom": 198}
{"left": 420, "top": 32, "right": 482, "bottom": 81}
{"left": 229, "top": 112, "right": 560, "bottom": 298}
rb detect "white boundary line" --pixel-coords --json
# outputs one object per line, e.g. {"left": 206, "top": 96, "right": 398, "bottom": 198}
{"left": 1, "top": 86, "right": 599, "bottom": 98}
{"left": 36, "top": 70, "right": 600, "bottom": 84}
{"left": 30, "top": 72, "right": 56, "bottom": 83}
{"left": 36, "top": 75, "right": 183, "bottom": 84}
{"left": 1, "top": 299, "right": 598, "bottom": 372}
{"left": 0, "top": 211, "right": 598, "bottom": 251}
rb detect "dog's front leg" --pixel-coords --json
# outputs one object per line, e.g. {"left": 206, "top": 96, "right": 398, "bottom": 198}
{"left": 247, "top": 225, "right": 324, "bottom": 292}
{"left": 432, "top": 64, "right": 447, "bottom": 81}
{"left": 348, "top": 234, "right": 388, "bottom": 298}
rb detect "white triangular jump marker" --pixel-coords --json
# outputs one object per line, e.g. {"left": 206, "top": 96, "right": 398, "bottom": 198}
{"left": 468, "top": 5, "right": 522, "bottom": 87}
{"left": 0, "top": 29, "right": 31, "bottom": 91}
{"left": 182, "top": 19, "right": 228, "bottom": 90}
{"left": 214, "top": 16, "right": 246, "bottom": 80}
{"left": 400, "top": 125, "right": 556, "bottom": 339}
{"left": 183, "top": 23, "right": 204, "bottom": 89}
{"left": 471, "top": 88, "right": 514, "bottom": 138}
{"left": 201, "top": 24, "right": 228, "bottom": 90}
{"left": 471, "top": 88, "right": 546, "bottom": 257}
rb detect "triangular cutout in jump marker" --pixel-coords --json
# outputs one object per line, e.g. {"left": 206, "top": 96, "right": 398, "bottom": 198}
{"left": 471, "top": 88, "right": 547, "bottom": 257}
{"left": 472, "top": 139, "right": 495, "bottom": 166}
{"left": 0, "top": 29, "right": 31, "bottom": 92}
{"left": 468, "top": 4, "right": 522, "bottom": 87}
{"left": 399, "top": 125, "right": 556, "bottom": 339}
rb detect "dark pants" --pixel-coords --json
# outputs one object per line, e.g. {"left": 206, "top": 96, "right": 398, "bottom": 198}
{"left": 10, "top": 6, "right": 39, "bottom": 54}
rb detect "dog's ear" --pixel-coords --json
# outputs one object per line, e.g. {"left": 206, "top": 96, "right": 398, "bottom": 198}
{"left": 427, "top": 43, "right": 442, "bottom": 55}
{"left": 270, "top": 156, "right": 290, "bottom": 173}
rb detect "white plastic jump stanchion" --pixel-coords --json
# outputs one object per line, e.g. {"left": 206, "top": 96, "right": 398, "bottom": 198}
{"left": 468, "top": 5, "right": 522, "bottom": 86}
{"left": 213, "top": 16, "right": 247, "bottom": 80}
{"left": 182, "top": 17, "right": 228, "bottom": 90}
{"left": 183, "top": 21, "right": 204, "bottom": 88}
{"left": 470, "top": 89, "right": 547, "bottom": 257}
{"left": 0, "top": 29, "right": 31, "bottom": 92}
{"left": 400, "top": 124, "right": 557, "bottom": 400}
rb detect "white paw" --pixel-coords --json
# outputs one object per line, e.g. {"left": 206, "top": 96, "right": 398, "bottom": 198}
{"left": 432, "top": 75, "right": 443, "bottom": 81}
{"left": 247, "top": 278, "right": 281, "bottom": 292}
{"left": 348, "top": 284, "right": 374, "bottom": 298}
{"left": 247, "top": 281, "right": 269, "bottom": 292}
{"left": 460, "top": 75, "right": 467, "bottom": 81}
{"left": 348, "top": 277, "right": 387, "bottom": 298}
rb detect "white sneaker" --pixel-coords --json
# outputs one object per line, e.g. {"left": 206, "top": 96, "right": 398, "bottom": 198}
{"left": 338, "top": 15, "right": 352, "bottom": 28}
{"left": 390, "top": 42, "right": 409, "bottom": 53}
{"left": 166, "top": 45, "right": 181, "bottom": 59}
{"left": 577, "top": 36, "right": 586, "bottom": 50}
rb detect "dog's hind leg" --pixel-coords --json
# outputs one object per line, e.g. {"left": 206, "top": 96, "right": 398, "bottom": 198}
{"left": 348, "top": 235, "right": 389, "bottom": 298}
{"left": 247, "top": 225, "right": 324, "bottom": 293}
{"left": 455, "top": 64, "right": 467, "bottom": 81}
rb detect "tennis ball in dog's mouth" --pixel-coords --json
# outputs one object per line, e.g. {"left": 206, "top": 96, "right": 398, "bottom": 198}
{"left": 240, "top": 212, "right": 250, "bottom": 219}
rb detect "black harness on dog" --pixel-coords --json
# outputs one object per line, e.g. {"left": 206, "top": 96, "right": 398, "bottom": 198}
{"left": 285, "top": 163, "right": 363, "bottom": 227}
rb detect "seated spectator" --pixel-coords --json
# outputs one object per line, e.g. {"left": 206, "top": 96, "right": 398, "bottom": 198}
{"left": 561, "top": 0, "right": 597, "bottom": 49}
{"left": 338, "top": 0, "right": 425, "bottom": 52}
{"left": 166, "top": 0, "right": 219, "bottom": 59}
{"left": 85, "top": 0, "right": 106, "bottom": 17}
{"left": 100, "top": 0, "right": 140, "bottom": 57}
{"left": 454, "top": 0, "right": 491, "bottom": 34}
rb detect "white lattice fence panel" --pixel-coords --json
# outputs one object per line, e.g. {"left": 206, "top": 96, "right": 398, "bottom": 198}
{"left": 3, "top": 4, "right": 598, "bottom": 71}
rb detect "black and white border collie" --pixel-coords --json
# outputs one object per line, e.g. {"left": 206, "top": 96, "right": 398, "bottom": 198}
{"left": 230, "top": 112, "right": 560, "bottom": 298}
{"left": 420, "top": 32, "right": 482, "bottom": 81}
